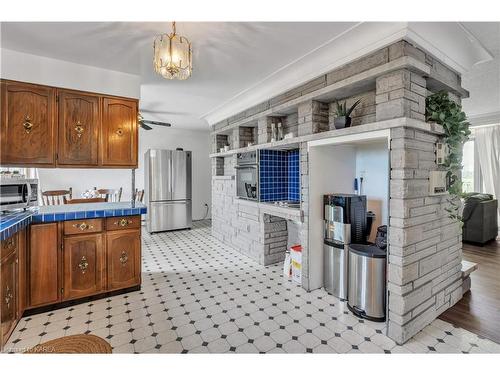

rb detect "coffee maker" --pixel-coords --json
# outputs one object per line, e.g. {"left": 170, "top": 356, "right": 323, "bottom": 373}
{"left": 323, "top": 194, "right": 367, "bottom": 299}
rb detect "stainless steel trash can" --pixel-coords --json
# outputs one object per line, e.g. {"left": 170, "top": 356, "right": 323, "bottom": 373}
{"left": 347, "top": 243, "right": 386, "bottom": 321}
{"left": 323, "top": 239, "right": 348, "bottom": 299}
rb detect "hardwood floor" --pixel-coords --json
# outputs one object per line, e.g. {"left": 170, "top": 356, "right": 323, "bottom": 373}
{"left": 440, "top": 237, "right": 500, "bottom": 344}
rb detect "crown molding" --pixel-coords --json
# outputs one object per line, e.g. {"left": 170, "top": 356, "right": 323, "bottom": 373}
{"left": 203, "top": 22, "right": 493, "bottom": 126}
{"left": 468, "top": 110, "right": 500, "bottom": 127}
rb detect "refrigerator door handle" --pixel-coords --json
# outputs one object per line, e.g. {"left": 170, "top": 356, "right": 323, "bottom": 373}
{"left": 170, "top": 156, "right": 173, "bottom": 194}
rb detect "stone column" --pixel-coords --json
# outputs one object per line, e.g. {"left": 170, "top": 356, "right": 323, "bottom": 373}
{"left": 257, "top": 117, "right": 271, "bottom": 144}
{"left": 387, "top": 127, "right": 463, "bottom": 344}
{"left": 375, "top": 69, "right": 427, "bottom": 122}
{"left": 298, "top": 100, "right": 329, "bottom": 136}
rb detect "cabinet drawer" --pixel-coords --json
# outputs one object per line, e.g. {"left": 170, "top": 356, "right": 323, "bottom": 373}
{"left": 106, "top": 216, "right": 141, "bottom": 231}
{"left": 63, "top": 219, "right": 103, "bottom": 235}
{"left": 1, "top": 233, "right": 18, "bottom": 260}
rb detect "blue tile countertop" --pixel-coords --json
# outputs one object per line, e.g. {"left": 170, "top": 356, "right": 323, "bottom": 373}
{"left": 0, "top": 210, "right": 33, "bottom": 241}
{"left": 0, "top": 202, "right": 147, "bottom": 241}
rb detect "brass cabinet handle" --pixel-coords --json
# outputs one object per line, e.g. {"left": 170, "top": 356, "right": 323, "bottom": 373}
{"left": 116, "top": 128, "right": 124, "bottom": 136}
{"left": 72, "top": 222, "right": 94, "bottom": 231}
{"left": 23, "top": 115, "right": 34, "bottom": 134}
{"left": 119, "top": 251, "right": 128, "bottom": 266}
{"left": 74, "top": 121, "right": 84, "bottom": 138}
{"left": 113, "top": 218, "right": 132, "bottom": 227}
{"left": 4, "top": 285, "right": 13, "bottom": 310}
{"left": 78, "top": 256, "right": 89, "bottom": 274}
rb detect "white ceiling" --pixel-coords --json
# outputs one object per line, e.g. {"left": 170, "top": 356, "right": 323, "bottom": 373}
{"left": 1, "top": 22, "right": 499, "bottom": 129}
{"left": 1, "top": 22, "right": 356, "bottom": 130}
{"left": 460, "top": 22, "right": 500, "bottom": 125}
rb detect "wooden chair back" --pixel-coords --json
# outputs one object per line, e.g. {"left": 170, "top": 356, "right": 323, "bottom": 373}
{"left": 135, "top": 189, "right": 144, "bottom": 203}
{"left": 64, "top": 197, "right": 106, "bottom": 204}
{"left": 42, "top": 188, "right": 72, "bottom": 205}
{"left": 95, "top": 187, "right": 123, "bottom": 202}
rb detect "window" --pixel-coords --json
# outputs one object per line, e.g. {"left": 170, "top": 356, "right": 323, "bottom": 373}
{"left": 462, "top": 140, "right": 475, "bottom": 193}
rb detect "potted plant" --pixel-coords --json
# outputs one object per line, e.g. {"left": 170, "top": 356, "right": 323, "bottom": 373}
{"left": 426, "top": 91, "right": 470, "bottom": 221}
{"left": 333, "top": 99, "right": 362, "bottom": 129}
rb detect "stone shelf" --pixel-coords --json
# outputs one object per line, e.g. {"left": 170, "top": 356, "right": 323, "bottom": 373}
{"left": 209, "top": 117, "right": 444, "bottom": 158}
{"left": 212, "top": 175, "right": 235, "bottom": 180}
{"left": 235, "top": 198, "right": 303, "bottom": 222}
{"left": 211, "top": 55, "right": 454, "bottom": 136}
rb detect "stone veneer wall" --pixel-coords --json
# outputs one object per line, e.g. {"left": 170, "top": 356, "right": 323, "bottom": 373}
{"left": 211, "top": 39, "right": 467, "bottom": 344}
{"left": 211, "top": 175, "right": 298, "bottom": 265}
{"left": 387, "top": 127, "right": 463, "bottom": 344}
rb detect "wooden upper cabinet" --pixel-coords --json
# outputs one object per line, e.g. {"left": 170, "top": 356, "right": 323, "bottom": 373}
{"left": 63, "top": 233, "right": 104, "bottom": 300}
{"left": 101, "top": 97, "right": 138, "bottom": 167}
{"left": 0, "top": 80, "right": 138, "bottom": 168}
{"left": 57, "top": 90, "right": 99, "bottom": 166}
{"left": 0, "top": 81, "right": 55, "bottom": 166}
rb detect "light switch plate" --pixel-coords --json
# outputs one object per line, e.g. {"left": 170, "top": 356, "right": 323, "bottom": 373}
{"left": 429, "top": 170, "right": 448, "bottom": 195}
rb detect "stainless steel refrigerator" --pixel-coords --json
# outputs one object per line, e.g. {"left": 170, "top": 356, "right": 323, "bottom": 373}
{"left": 145, "top": 149, "right": 192, "bottom": 233}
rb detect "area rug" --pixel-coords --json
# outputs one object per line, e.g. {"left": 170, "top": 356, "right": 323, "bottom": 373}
{"left": 26, "top": 334, "right": 112, "bottom": 354}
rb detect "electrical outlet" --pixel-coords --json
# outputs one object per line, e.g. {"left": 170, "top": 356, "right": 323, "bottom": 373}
{"left": 435, "top": 143, "right": 449, "bottom": 165}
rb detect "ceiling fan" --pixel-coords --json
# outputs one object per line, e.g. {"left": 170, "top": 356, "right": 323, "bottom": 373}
{"left": 138, "top": 113, "right": 172, "bottom": 130}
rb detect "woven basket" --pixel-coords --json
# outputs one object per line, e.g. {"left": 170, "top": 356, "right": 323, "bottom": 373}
{"left": 26, "top": 334, "right": 112, "bottom": 354}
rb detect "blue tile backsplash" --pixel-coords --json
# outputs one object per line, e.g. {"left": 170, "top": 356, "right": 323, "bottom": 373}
{"left": 259, "top": 149, "right": 300, "bottom": 202}
{"left": 287, "top": 149, "right": 300, "bottom": 202}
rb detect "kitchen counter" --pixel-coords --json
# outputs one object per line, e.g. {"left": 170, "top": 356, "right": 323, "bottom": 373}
{"left": 1, "top": 202, "right": 147, "bottom": 240}
{"left": 0, "top": 210, "right": 33, "bottom": 240}
{"left": 235, "top": 198, "right": 303, "bottom": 222}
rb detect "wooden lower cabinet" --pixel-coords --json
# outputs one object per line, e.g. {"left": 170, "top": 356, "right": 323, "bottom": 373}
{"left": 1, "top": 249, "right": 18, "bottom": 347}
{"left": 28, "top": 223, "right": 60, "bottom": 308}
{"left": 106, "top": 229, "right": 141, "bottom": 291}
{"left": 63, "top": 233, "right": 104, "bottom": 300}
{"left": 1, "top": 216, "right": 141, "bottom": 348}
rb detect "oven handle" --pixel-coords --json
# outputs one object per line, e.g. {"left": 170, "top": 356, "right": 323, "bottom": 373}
{"left": 234, "top": 165, "right": 258, "bottom": 169}
{"left": 25, "top": 182, "right": 32, "bottom": 205}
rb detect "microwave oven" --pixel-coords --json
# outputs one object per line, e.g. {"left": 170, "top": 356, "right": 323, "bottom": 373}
{"left": 0, "top": 178, "right": 39, "bottom": 211}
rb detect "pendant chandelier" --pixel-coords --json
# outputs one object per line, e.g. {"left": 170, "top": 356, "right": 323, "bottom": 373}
{"left": 153, "top": 22, "right": 192, "bottom": 80}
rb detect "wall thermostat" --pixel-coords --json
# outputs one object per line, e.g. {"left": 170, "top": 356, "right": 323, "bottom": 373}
{"left": 429, "top": 171, "right": 448, "bottom": 195}
{"left": 435, "top": 143, "right": 449, "bottom": 165}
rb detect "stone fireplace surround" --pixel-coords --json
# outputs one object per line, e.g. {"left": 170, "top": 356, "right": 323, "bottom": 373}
{"left": 210, "top": 39, "right": 468, "bottom": 344}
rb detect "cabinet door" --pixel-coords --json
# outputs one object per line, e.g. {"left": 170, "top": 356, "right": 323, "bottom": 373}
{"left": 101, "top": 97, "right": 138, "bottom": 167}
{"left": 0, "top": 80, "right": 55, "bottom": 166}
{"left": 57, "top": 90, "right": 99, "bottom": 166}
{"left": 106, "top": 229, "right": 141, "bottom": 291}
{"left": 63, "top": 233, "right": 104, "bottom": 300}
{"left": 28, "top": 223, "right": 59, "bottom": 308}
{"left": 1, "top": 249, "right": 17, "bottom": 347}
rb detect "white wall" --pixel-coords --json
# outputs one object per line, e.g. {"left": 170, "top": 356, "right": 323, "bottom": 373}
{"left": 0, "top": 48, "right": 140, "bottom": 98}
{"left": 307, "top": 133, "right": 390, "bottom": 291}
{"left": 308, "top": 144, "right": 357, "bottom": 291}
{"left": 355, "top": 142, "right": 390, "bottom": 240}
{"left": 136, "top": 127, "right": 212, "bottom": 220}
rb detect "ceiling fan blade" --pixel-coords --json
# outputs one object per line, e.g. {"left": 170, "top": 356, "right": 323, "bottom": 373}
{"left": 139, "top": 121, "right": 153, "bottom": 130}
{"left": 142, "top": 120, "right": 172, "bottom": 127}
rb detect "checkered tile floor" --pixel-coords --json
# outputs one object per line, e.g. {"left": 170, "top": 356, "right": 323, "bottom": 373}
{"left": 4, "top": 220, "right": 500, "bottom": 353}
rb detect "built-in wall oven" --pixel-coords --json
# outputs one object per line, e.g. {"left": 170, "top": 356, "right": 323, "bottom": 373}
{"left": 235, "top": 151, "right": 259, "bottom": 201}
{"left": 0, "top": 178, "right": 39, "bottom": 211}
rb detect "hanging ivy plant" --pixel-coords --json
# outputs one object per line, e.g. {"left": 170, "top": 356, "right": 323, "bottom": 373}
{"left": 426, "top": 91, "right": 471, "bottom": 221}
